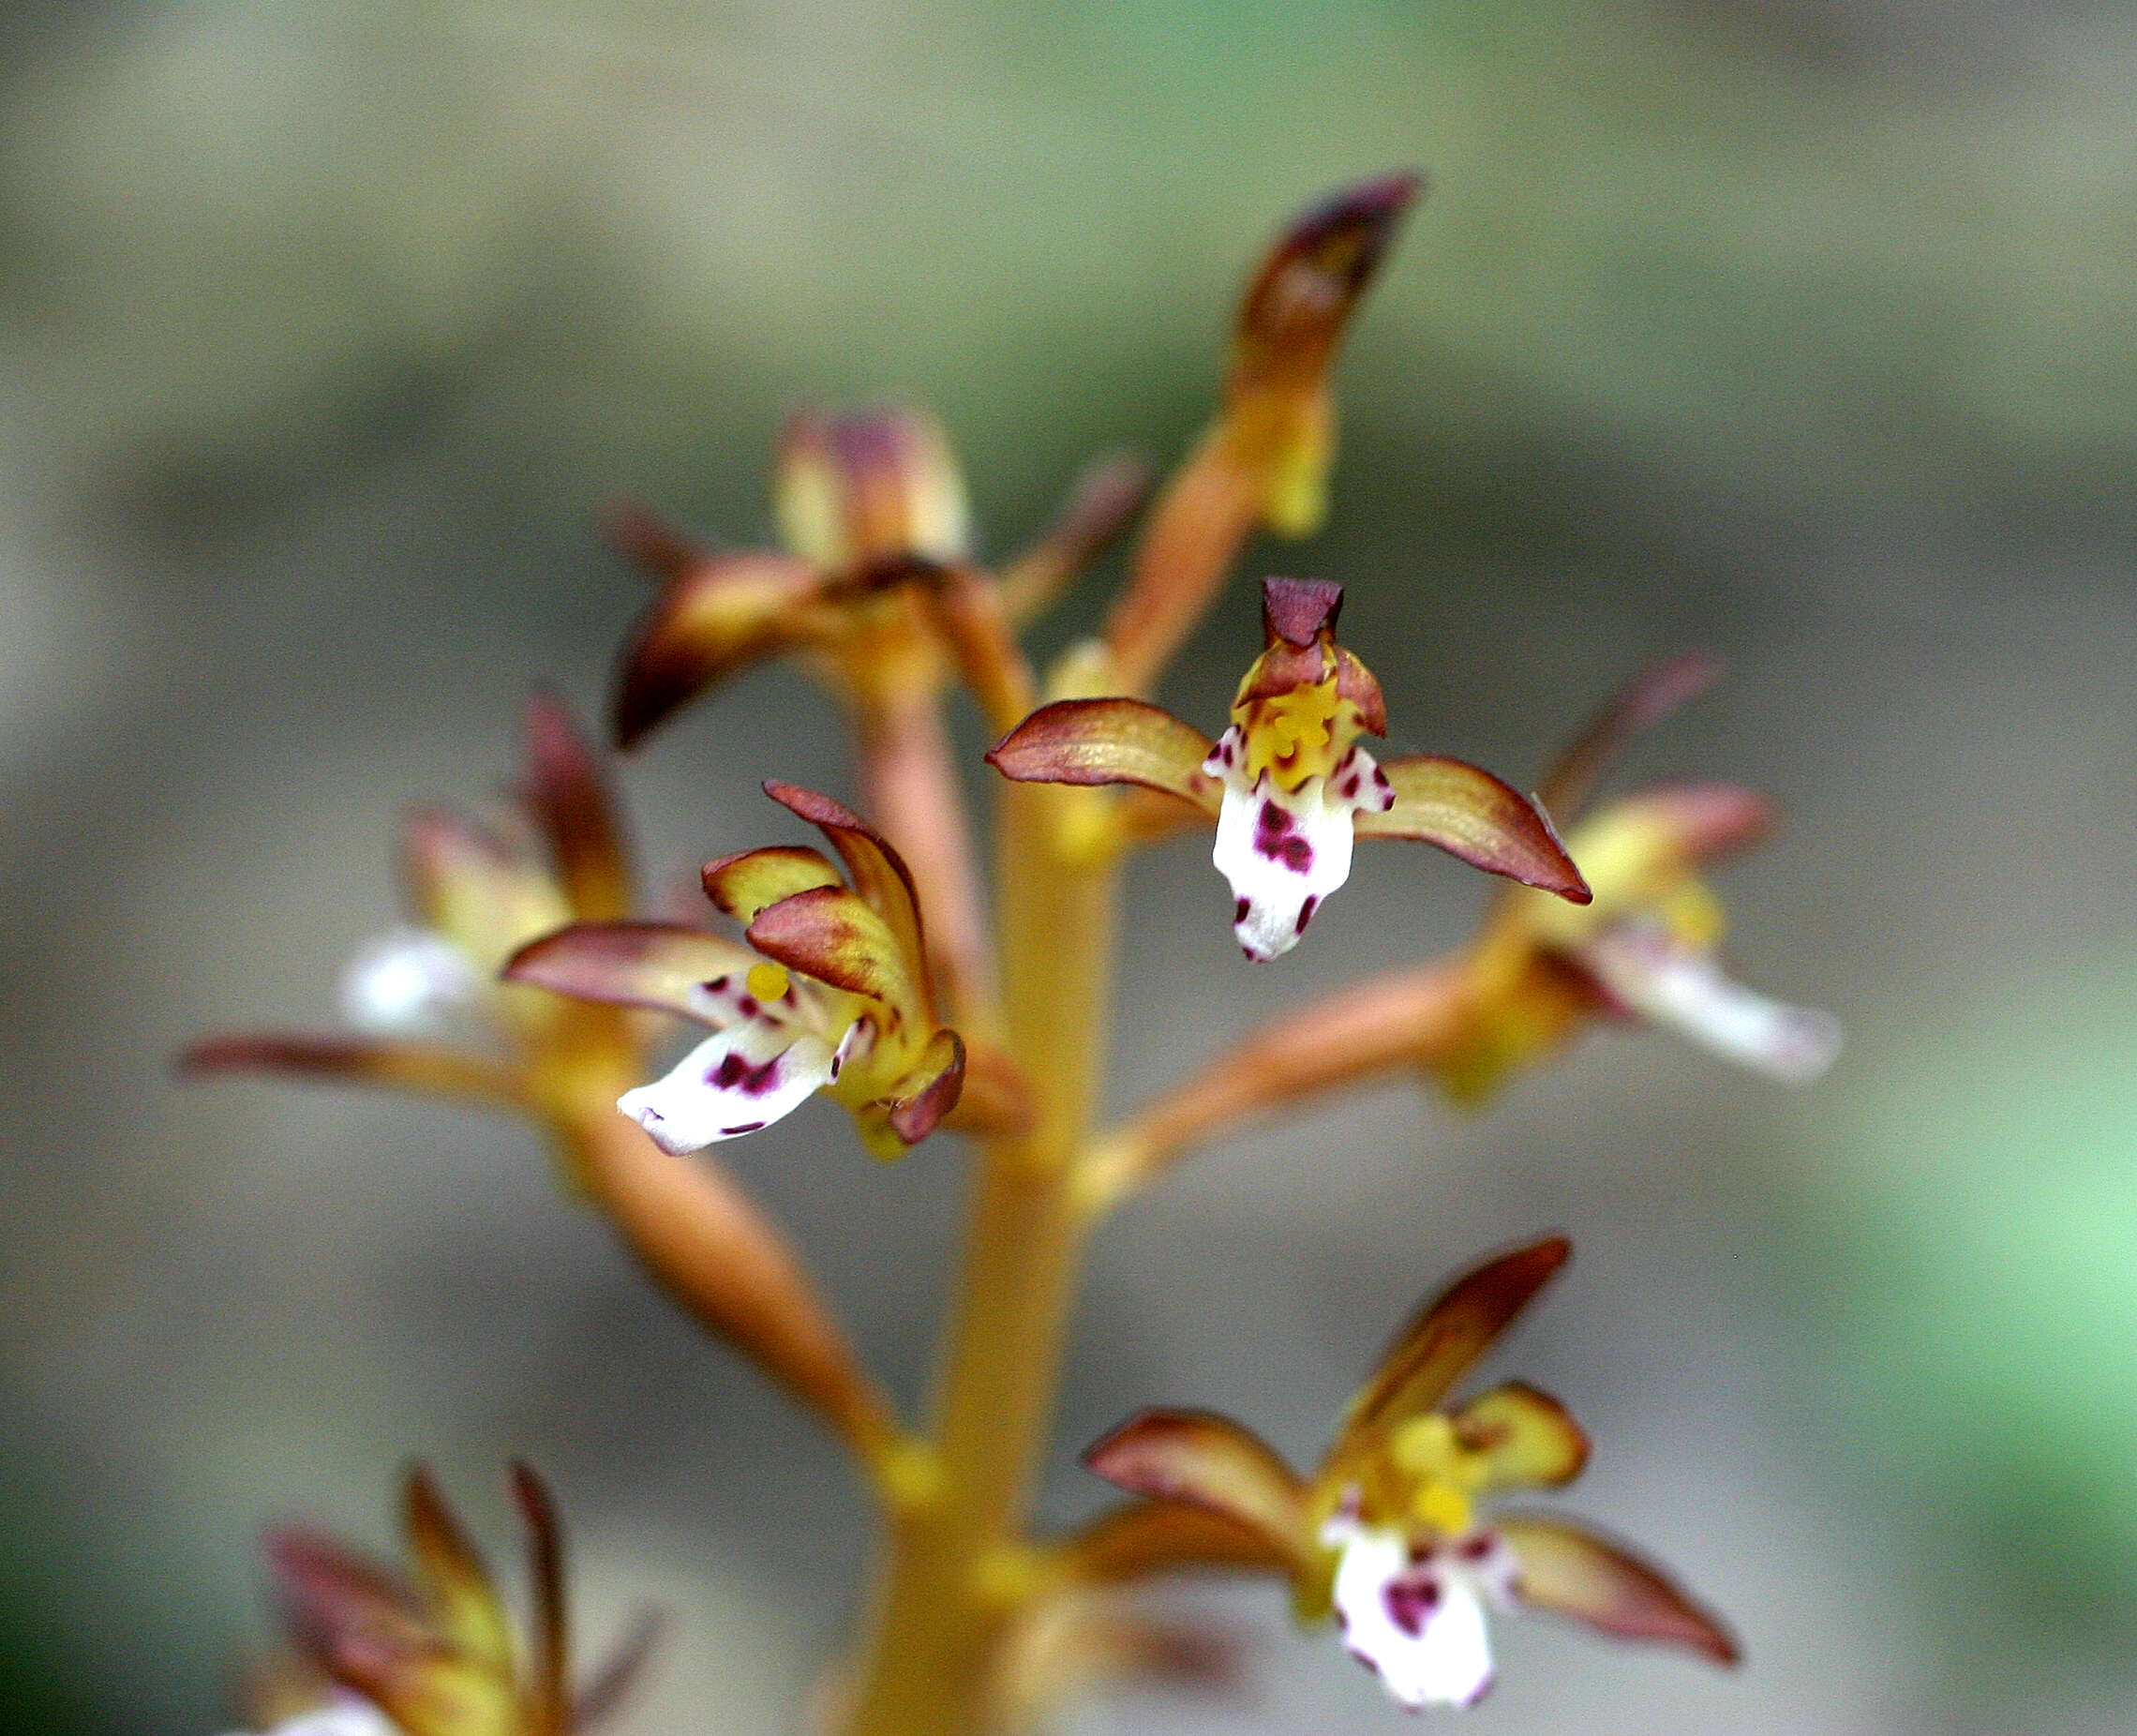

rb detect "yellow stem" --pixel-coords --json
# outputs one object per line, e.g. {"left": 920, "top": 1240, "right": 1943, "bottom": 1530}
{"left": 838, "top": 773, "right": 1118, "bottom": 1736}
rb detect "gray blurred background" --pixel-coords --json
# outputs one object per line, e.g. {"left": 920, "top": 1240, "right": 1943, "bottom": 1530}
{"left": 4, "top": 2, "right": 2136, "bottom": 1731}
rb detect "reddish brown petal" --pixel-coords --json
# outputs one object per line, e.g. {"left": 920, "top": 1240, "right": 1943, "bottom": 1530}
{"left": 1534, "top": 651, "right": 1723, "bottom": 823}
{"left": 609, "top": 543, "right": 830, "bottom": 749}
{"left": 1082, "top": 1410, "right": 1310, "bottom": 1561}
{"left": 401, "top": 1467, "right": 511, "bottom": 1673}
{"left": 1337, "top": 1237, "right": 1572, "bottom": 1450}
{"left": 573, "top": 1608, "right": 664, "bottom": 1732}
{"left": 702, "top": 845, "right": 844, "bottom": 924}
{"left": 1452, "top": 1382, "right": 1591, "bottom": 1493}
{"left": 1230, "top": 173, "right": 1422, "bottom": 401}
{"left": 502, "top": 921, "right": 759, "bottom": 1024}
{"left": 514, "top": 1463, "right": 571, "bottom": 1736}
{"left": 985, "top": 699, "right": 1220, "bottom": 816}
{"left": 1353, "top": 756, "right": 1592, "bottom": 902}
{"left": 745, "top": 886, "right": 919, "bottom": 1019}
{"left": 524, "top": 693, "right": 635, "bottom": 922}
{"left": 1055, "top": 1500, "right": 1305, "bottom": 1585}
{"left": 1494, "top": 1512, "right": 1740, "bottom": 1665}
{"left": 882, "top": 1027, "right": 965, "bottom": 1145}
{"left": 761, "top": 783, "right": 928, "bottom": 986}
{"left": 997, "top": 452, "right": 1153, "bottom": 626}
{"left": 178, "top": 1035, "right": 517, "bottom": 1105}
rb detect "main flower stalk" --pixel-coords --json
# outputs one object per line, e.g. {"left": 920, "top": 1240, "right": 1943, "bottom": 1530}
{"left": 839, "top": 761, "right": 1120, "bottom": 1736}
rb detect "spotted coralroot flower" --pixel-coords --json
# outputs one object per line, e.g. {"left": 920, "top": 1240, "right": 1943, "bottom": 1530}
{"left": 608, "top": 408, "right": 1143, "bottom": 748}
{"left": 608, "top": 409, "right": 970, "bottom": 748}
{"left": 1441, "top": 653, "right": 1841, "bottom": 1101}
{"left": 505, "top": 781, "right": 967, "bottom": 1161}
{"left": 1077, "top": 1238, "right": 1735, "bottom": 1711}
{"left": 184, "top": 696, "right": 645, "bottom": 1149}
{"left": 240, "top": 1465, "right": 656, "bottom": 1736}
{"left": 989, "top": 576, "right": 1590, "bottom": 960}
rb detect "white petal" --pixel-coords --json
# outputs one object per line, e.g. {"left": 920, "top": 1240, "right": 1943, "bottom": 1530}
{"left": 1324, "top": 1520, "right": 1498, "bottom": 1711}
{"left": 617, "top": 1021, "right": 837, "bottom": 1154}
{"left": 1207, "top": 741, "right": 1385, "bottom": 963}
{"left": 1584, "top": 920, "right": 1842, "bottom": 1082}
{"left": 225, "top": 1700, "right": 395, "bottom": 1736}
{"left": 338, "top": 926, "right": 480, "bottom": 1036}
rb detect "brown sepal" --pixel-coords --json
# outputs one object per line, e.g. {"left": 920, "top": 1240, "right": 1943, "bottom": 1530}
{"left": 524, "top": 693, "right": 635, "bottom": 923}
{"left": 513, "top": 1463, "right": 570, "bottom": 1736}
{"left": 1082, "top": 1409, "right": 1310, "bottom": 1562}
{"left": 1494, "top": 1511, "right": 1741, "bottom": 1667}
{"left": 178, "top": 1034, "right": 518, "bottom": 1106}
{"left": 1230, "top": 172, "right": 1422, "bottom": 398}
{"left": 1337, "top": 1236, "right": 1572, "bottom": 1450}
{"left": 608, "top": 534, "right": 829, "bottom": 750}
{"left": 985, "top": 699, "right": 1220, "bottom": 816}
{"left": 1535, "top": 650, "right": 1723, "bottom": 823}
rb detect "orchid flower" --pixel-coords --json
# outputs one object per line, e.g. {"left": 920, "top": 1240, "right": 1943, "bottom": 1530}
{"left": 988, "top": 576, "right": 1590, "bottom": 960}
{"left": 1441, "top": 653, "right": 1841, "bottom": 1100}
{"left": 608, "top": 409, "right": 1143, "bottom": 750}
{"left": 184, "top": 696, "right": 646, "bottom": 1148}
{"left": 504, "top": 781, "right": 974, "bottom": 1162}
{"left": 1076, "top": 1238, "right": 1735, "bottom": 1711}
{"left": 237, "top": 1465, "right": 655, "bottom": 1736}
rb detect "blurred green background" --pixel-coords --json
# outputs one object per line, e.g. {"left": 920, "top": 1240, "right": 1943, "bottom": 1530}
{"left": 3, "top": 2, "right": 2135, "bottom": 1731}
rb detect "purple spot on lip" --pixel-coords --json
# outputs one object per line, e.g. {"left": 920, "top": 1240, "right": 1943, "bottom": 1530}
{"left": 1257, "top": 832, "right": 1314, "bottom": 873}
{"left": 710, "top": 1052, "right": 785, "bottom": 1096}
{"left": 1457, "top": 1534, "right": 1494, "bottom": 1562}
{"left": 1234, "top": 896, "right": 1250, "bottom": 922}
{"left": 706, "top": 976, "right": 729, "bottom": 992}
{"left": 1296, "top": 895, "right": 1319, "bottom": 935}
{"left": 737, "top": 995, "right": 759, "bottom": 1018}
{"left": 1340, "top": 775, "right": 1359, "bottom": 798}
{"left": 1384, "top": 1575, "right": 1441, "bottom": 1638}
{"left": 1258, "top": 800, "right": 1292, "bottom": 833}
{"left": 719, "top": 1121, "right": 766, "bottom": 1136}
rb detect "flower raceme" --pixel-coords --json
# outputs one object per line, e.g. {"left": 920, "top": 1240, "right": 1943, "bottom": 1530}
{"left": 988, "top": 576, "right": 1591, "bottom": 960}
{"left": 232, "top": 1465, "right": 655, "bottom": 1736}
{"left": 504, "top": 781, "right": 971, "bottom": 1162}
{"left": 1077, "top": 1238, "right": 1735, "bottom": 1711}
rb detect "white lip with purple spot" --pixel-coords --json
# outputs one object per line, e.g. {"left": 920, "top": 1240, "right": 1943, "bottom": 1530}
{"left": 1205, "top": 730, "right": 1392, "bottom": 962}
{"left": 1323, "top": 1516, "right": 1517, "bottom": 1711}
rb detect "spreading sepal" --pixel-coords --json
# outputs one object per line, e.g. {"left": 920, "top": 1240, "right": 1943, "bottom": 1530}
{"left": 992, "top": 578, "right": 1586, "bottom": 958}
{"left": 1075, "top": 1238, "right": 1734, "bottom": 1713}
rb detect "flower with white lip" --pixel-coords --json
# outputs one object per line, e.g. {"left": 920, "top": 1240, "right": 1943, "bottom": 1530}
{"left": 989, "top": 576, "right": 1590, "bottom": 961}
{"left": 184, "top": 696, "right": 648, "bottom": 1157}
{"left": 506, "top": 781, "right": 975, "bottom": 1162}
{"left": 1074, "top": 1237, "right": 1737, "bottom": 1713}
{"left": 1437, "top": 653, "right": 1842, "bottom": 1102}
{"left": 249, "top": 1465, "right": 656, "bottom": 1736}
